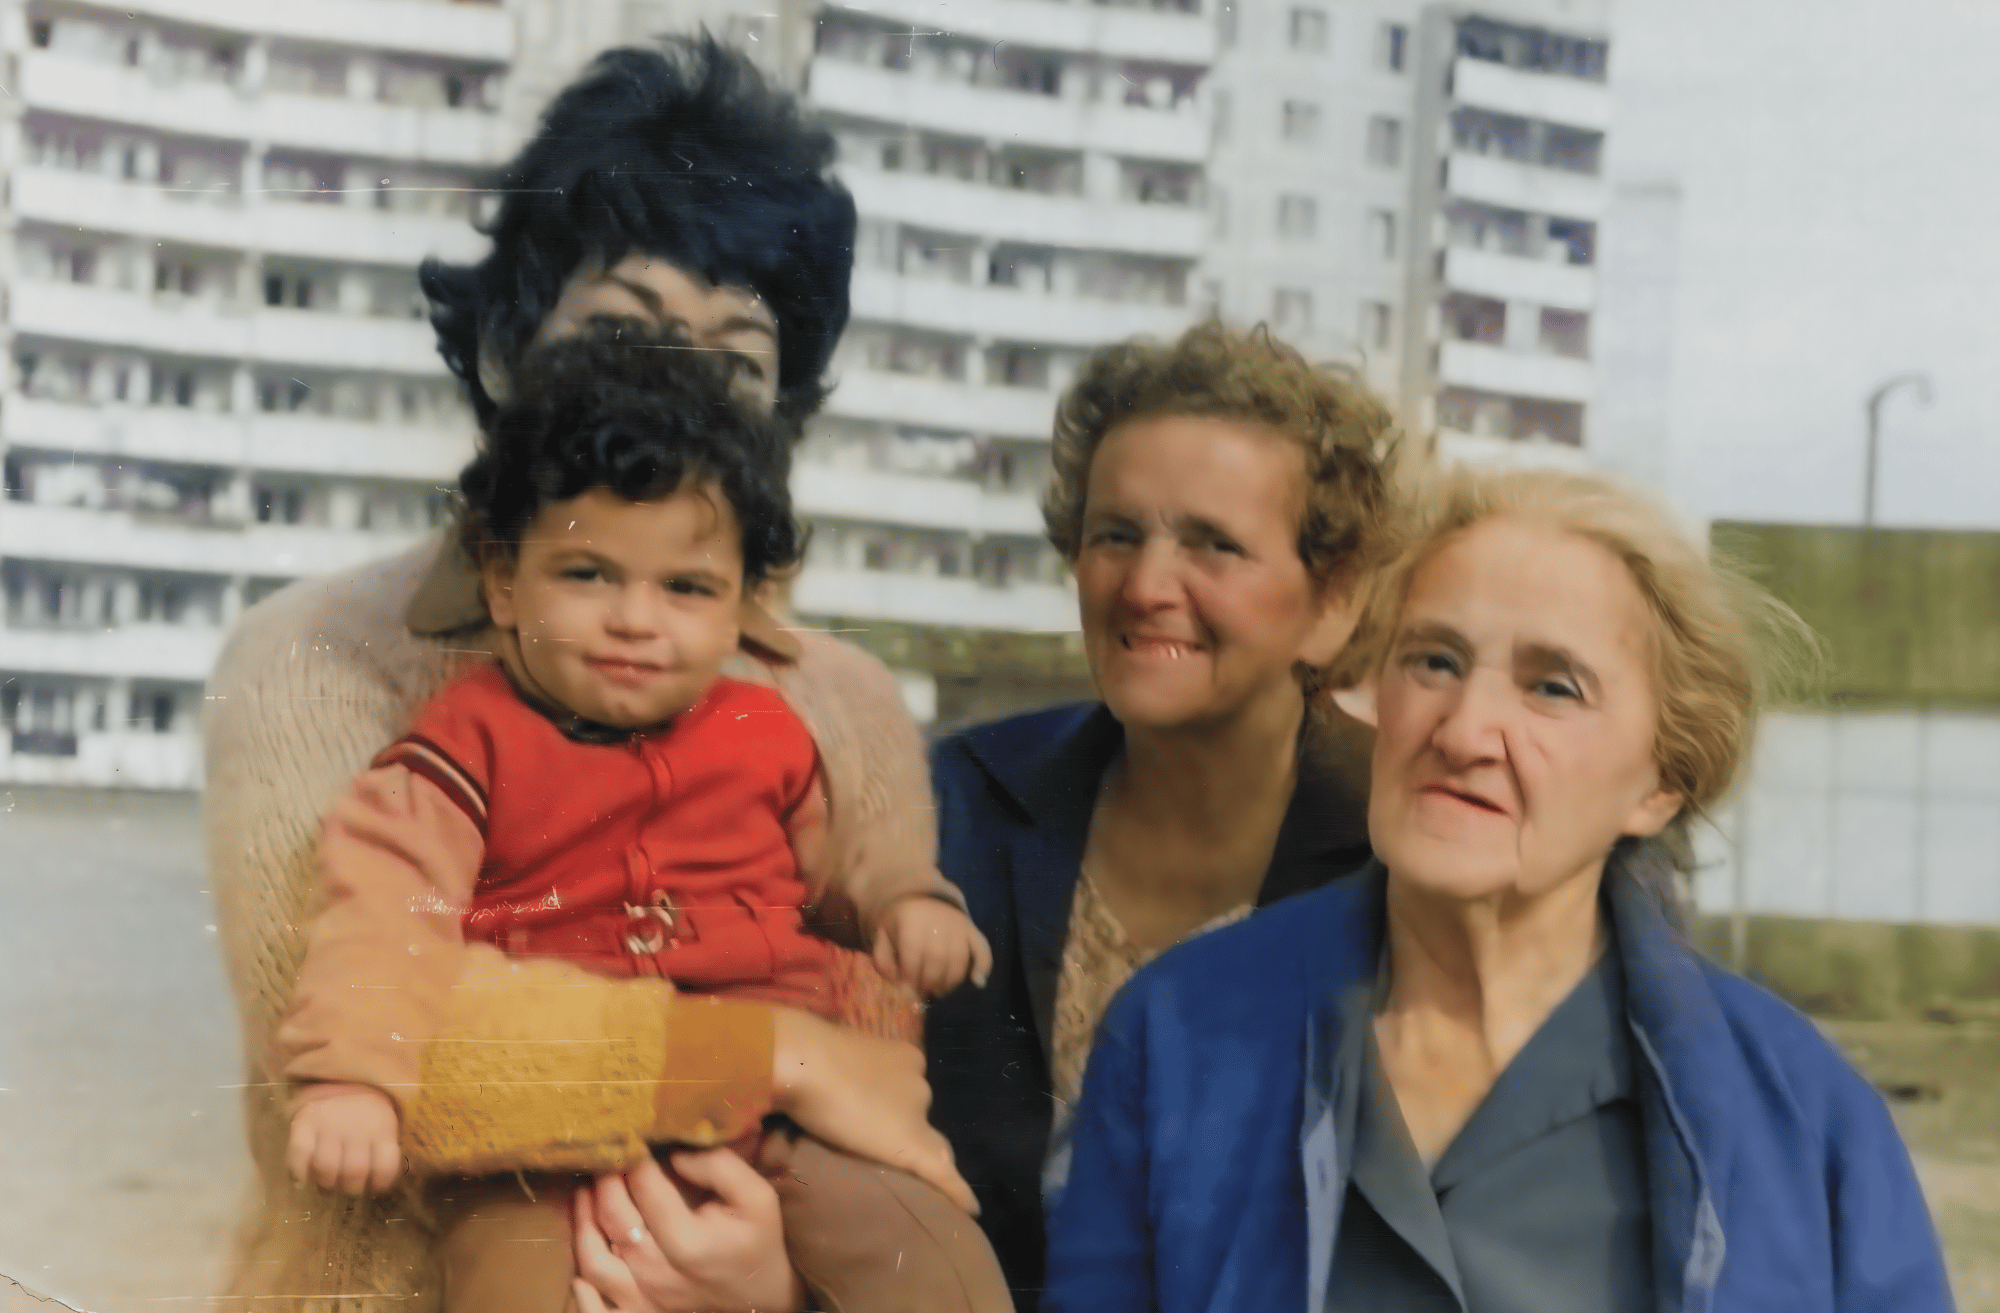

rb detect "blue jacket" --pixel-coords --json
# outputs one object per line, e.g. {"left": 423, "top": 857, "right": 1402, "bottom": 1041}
{"left": 1045, "top": 861, "right": 1954, "bottom": 1313}
{"left": 926, "top": 703, "right": 1374, "bottom": 1311}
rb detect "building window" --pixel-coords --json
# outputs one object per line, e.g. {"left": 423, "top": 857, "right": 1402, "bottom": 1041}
{"left": 1378, "top": 22, "right": 1409, "bottom": 72}
{"left": 1366, "top": 116, "right": 1404, "bottom": 167}
{"left": 1367, "top": 209, "right": 1399, "bottom": 259}
{"left": 1289, "top": 8, "right": 1328, "bottom": 53}
{"left": 1218, "top": 2, "right": 1237, "bottom": 48}
{"left": 1359, "top": 301, "right": 1393, "bottom": 351}
{"left": 1273, "top": 288, "right": 1313, "bottom": 334}
{"left": 1282, "top": 100, "right": 1322, "bottom": 144}
{"left": 1277, "top": 194, "right": 1318, "bottom": 239}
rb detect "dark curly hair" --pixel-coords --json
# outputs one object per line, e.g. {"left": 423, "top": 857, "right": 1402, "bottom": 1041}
{"left": 458, "top": 329, "right": 805, "bottom": 584}
{"left": 420, "top": 34, "right": 855, "bottom": 429}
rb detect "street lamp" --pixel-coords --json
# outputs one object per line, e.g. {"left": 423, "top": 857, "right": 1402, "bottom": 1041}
{"left": 1863, "top": 373, "right": 1933, "bottom": 527}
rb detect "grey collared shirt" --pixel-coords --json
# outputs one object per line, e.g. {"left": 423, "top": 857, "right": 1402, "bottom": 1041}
{"left": 1325, "top": 947, "right": 1653, "bottom": 1313}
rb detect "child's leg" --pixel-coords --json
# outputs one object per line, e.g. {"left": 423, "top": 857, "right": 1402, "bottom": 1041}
{"left": 432, "top": 1174, "right": 580, "bottom": 1313}
{"left": 755, "top": 1127, "right": 1013, "bottom": 1313}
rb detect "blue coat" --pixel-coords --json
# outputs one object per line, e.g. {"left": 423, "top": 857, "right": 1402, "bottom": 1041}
{"left": 1045, "top": 860, "right": 1955, "bottom": 1313}
{"left": 926, "top": 703, "right": 1375, "bottom": 1311}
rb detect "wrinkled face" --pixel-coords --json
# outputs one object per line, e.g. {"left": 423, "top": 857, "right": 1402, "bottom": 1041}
{"left": 1366, "top": 516, "right": 1681, "bottom": 906}
{"left": 536, "top": 254, "right": 780, "bottom": 414}
{"left": 1072, "top": 415, "right": 1344, "bottom": 735}
{"left": 483, "top": 487, "right": 745, "bottom": 729}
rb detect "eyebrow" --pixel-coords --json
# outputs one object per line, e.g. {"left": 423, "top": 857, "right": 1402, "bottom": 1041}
{"left": 1397, "top": 620, "right": 1474, "bottom": 656}
{"left": 1516, "top": 641, "right": 1602, "bottom": 698}
{"left": 601, "top": 277, "right": 777, "bottom": 351}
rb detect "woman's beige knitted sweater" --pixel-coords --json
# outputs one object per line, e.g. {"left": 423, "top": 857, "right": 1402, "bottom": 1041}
{"left": 204, "top": 539, "right": 941, "bottom": 1311}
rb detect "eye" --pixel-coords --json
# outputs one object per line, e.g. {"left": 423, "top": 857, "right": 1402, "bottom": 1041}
{"left": 1531, "top": 676, "right": 1584, "bottom": 702}
{"left": 729, "top": 353, "right": 769, "bottom": 384}
{"left": 558, "top": 565, "right": 604, "bottom": 583}
{"left": 1401, "top": 649, "right": 1462, "bottom": 683}
{"left": 665, "top": 576, "right": 720, "bottom": 598}
{"left": 1204, "top": 533, "right": 1247, "bottom": 557}
{"left": 1086, "top": 524, "right": 1140, "bottom": 547}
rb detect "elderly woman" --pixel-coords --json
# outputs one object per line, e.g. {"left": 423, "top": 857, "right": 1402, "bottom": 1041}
{"left": 925, "top": 322, "right": 1397, "bottom": 1308}
{"left": 1044, "top": 466, "right": 1953, "bottom": 1313}
{"left": 206, "top": 37, "right": 967, "bottom": 1311}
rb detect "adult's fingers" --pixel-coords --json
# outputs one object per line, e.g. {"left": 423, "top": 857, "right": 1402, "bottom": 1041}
{"left": 666, "top": 1146, "right": 772, "bottom": 1214}
{"left": 573, "top": 1184, "right": 642, "bottom": 1301}
{"left": 571, "top": 1278, "right": 613, "bottom": 1313}
{"left": 872, "top": 926, "right": 900, "bottom": 982}
{"left": 614, "top": 1156, "right": 716, "bottom": 1269}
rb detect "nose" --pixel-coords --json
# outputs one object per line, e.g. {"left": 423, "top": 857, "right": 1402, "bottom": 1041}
{"left": 603, "top": 584, "right": 664, "bottom": 639}
{"left": 1117, "top": 536, "right": 1183, "bottom": 613}
{"left": 1429, "top": 667, "right": 1510, "bottom": 768}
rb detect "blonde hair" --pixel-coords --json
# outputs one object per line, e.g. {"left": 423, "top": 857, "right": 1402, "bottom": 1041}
{"left": 1042, "top": 320, "right": 1400, "bottom": 585}
{"left": 1339, "top": 465, "right": 1817, "bottom": 852}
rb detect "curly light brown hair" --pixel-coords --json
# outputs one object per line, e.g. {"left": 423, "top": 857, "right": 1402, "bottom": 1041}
{"left": 1042, "top": 320, "right": 1400, "bottom": 587}
{"left": 1337, "top": 464, "right": 1819, "bottom": 865}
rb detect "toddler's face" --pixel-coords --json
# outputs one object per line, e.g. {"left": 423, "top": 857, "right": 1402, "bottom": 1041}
{"left": 482, "top": 486, "right": 745, "bottom": 729}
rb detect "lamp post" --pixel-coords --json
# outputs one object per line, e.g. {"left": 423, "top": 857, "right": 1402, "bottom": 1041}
{"left": 1863, "top": 373, "right": 1933, "bottom": 527}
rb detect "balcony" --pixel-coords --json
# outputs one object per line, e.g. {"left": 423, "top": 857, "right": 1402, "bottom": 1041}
{"left": 842, "top": 169, "right": 1205, "bottom": 259}
{"left": 1442, "top": 247, "right": 1596, "bottom": 313}
{"left": 1438, "top": 341, "right": 1594, "bottom": 405}
{"left": 794, "top": 466, "right": 1043, "bottom": 537}
{"left": 13, "top": 167, "right": 489, "bottom": 268}
{"left": 1433, "top": 429, "right": 1595, "bottom": 474}
{"left": 0, "top": 624, "right": 223, "bottom": 683}
{"left": 13, "top": 281, "right": 448, "bottom": 375}
{"left": 808, "top": 59, "right": 1207, "bottom": 163}
{"left": 0, "top": 724, "right": 201, "bottom": 790}
{"left": 850, "top": 269, "right": 1189, "bottom": 348}
{"left": 4, "top": 398, "right": 474, "bottom": 482}
{"left": 1452, "top": 57, "right": 1612, "bottom": 133}
{"left": 0, "top": 501, "right": 426, "bottom": 578}
{"left": 21, "top": 51, "right": 512, "bottom": 166}
{"left": 825, "top": 0, "right": 1213, "bottom": 64}
{"left": 1446, "top": 152, "right": 1606, "bottom": 222}
{"left": 822, "top": 369, "right": 1056, "bottom": 440}
{"left": 792, "top": 564, "right": 1077, "bottom": 632}
{"left": 118, "top": 0, "right": 513, "bottom": 63}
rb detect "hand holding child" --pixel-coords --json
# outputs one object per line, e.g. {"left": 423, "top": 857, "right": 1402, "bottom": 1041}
{"left": 873, "top": 896, "right": 993, "bottom": 997}
{"left": 287, "top": 1083, "right": 402, "bottom": 1194}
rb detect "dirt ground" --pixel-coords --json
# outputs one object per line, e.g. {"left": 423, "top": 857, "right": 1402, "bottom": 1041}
{"left": 1, "top": 785, "right": 1996, "bottom": 1310}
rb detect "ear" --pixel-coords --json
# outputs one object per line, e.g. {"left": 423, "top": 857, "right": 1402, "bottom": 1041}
{"left": 1296, "top": 570, "right": 1362, "bottom": 668}
{"left": 1329, "top": 680, "right": 1377, "bottom": 728}
{"left": 480, "top": 554, "right": 520, "bottom": 632}
{"left": 1620, "top": 786, "right": 1683, "bottom": 840}
{"left": 475, "top": 336, "right": 513, "bottom": 406}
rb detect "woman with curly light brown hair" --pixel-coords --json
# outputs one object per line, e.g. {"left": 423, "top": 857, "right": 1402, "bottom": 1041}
{"left": 924, "top": 319, "right": 1402, "bottom": 1309}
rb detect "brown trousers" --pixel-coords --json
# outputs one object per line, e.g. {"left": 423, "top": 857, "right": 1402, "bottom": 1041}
{"left": 433, "top": 1129, "right": 1011, "bottom": 1313}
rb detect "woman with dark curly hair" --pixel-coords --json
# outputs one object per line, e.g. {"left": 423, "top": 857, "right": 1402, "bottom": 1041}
{"left": 205, "top": 36, "right": 971, "bottom": 1312}
{"left": 925, "top": 320, "right": 1400, "bottom": 1310}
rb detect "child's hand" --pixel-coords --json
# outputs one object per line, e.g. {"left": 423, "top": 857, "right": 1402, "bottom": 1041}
{"left": 872, "top": 896, "right": 992, "bottom": 997}
{"left": 287, "top": 1083, "right": 402, "bottom": 1195}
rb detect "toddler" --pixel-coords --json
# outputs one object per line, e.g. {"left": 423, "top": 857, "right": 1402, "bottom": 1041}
{"left": 277, "top": 333, "right": 1001, "bottom": 1312}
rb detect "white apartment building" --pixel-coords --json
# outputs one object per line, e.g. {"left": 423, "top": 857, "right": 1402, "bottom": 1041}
{"left": 1203, "top": 0, "right": 1611, "bottom": 466}
{"left": 0, "top": 0, "right": 515, "bottom": 788}
{"left": 788, "top": 0, "right": 1215, "bottom": 688}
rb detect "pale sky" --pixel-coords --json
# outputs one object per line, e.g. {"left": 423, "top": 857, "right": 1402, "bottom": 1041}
{"left": 1607, "top": 0, "right": 2000, "bottom": 530}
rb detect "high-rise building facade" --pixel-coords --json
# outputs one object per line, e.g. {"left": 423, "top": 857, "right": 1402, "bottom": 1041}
{"left": 1203, "top": 0, "right": 1611, "bottom": 465}
{"left": 0, "top": 0, "right": 515, "bottom": 788}
{"left": 787, "top": 0, "right": 1215, "bottom": 722}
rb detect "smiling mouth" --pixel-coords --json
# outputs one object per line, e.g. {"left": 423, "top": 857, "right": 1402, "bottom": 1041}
{"left": 1121, "top": 635, "right": 1201, "bottom": 658}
